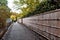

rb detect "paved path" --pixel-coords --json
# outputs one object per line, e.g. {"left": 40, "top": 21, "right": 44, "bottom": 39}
{"left": 2, "top": 22, "right": 40, "bottom": 40}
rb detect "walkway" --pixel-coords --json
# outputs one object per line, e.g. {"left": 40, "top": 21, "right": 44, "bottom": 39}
{"left": 2, "top": 22, "right": 40, "bottom": 40}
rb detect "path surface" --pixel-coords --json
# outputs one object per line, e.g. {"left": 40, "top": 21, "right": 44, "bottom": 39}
{"left": 2, "top": 22, "right": 40, "bottom": 40}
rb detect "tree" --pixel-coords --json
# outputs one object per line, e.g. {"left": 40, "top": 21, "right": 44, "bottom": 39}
{"left": 14, "top": 0, "right": 40, "bottom": 18}
{"left": 0, "top": 0, "right": 11, "bottom": 28}
{"left": 14, "top": 0, "right": 60, "bottom": 18}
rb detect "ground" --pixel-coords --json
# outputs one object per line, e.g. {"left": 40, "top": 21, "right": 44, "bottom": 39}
{"left": 2, "top": 22, "right": 40, "bottom": 40}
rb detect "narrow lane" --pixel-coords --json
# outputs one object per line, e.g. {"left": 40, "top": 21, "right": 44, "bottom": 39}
{"left": 2, "top": 22, "right": 40, "bottom": 40}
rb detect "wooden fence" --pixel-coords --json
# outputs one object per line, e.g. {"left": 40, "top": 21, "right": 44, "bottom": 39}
{"left": 18, "top": 9, "right": 60, "bottom": 40}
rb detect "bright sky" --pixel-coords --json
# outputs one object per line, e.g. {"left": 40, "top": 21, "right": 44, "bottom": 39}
{"left": 7, "top": 0, "right": 42, "bottom": 14}
{"left": 7, "top": 0, "right": 22, "bottom": 14}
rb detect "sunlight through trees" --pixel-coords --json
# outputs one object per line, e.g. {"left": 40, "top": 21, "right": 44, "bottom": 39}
{"left": 14, "top": 0, "right": 60, "bottom": 18}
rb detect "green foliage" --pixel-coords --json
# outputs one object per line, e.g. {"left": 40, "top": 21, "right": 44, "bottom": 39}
{"left": 14, "top": 0, "right": 60, "bottom": 18}
{"left": 35, "top": 0, "right": 60, "bottom": 12}
{"left": 25, "top": 0, "right": 60, "bottom": 17}
{"left": 14, "top": 0, "right": 40, "bottom": 18}
{"left": 0, "top": 0, "right": 11, "bottom": 28}
{"left": 0, "top": 0, "right": 7, "bottom": 6}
